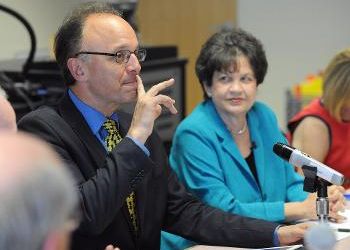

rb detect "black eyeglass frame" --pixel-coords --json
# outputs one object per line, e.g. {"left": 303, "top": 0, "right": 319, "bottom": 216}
{"left": 75, "top": 49, "right": 147, "bottom": 64}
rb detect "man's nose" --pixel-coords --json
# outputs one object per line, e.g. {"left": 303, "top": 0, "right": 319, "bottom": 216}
{"left": 125, "top": 53, "right": 141, "bottom": 73}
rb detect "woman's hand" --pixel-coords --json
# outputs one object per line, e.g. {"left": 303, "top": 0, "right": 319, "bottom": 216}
{"left": 300, "top": 193, "right": 318, "bottom": 220}
{"left": 328, "top": 185, "right": 346, "bottom": 222}
{"left": 299, "top": 185, "right": 346, "bottom": 222}
{"left": 285, "top": 185, "right": 346, "bottom": 222}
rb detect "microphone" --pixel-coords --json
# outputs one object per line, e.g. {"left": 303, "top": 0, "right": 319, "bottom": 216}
{"left": 273, "top": 143, "right": 344, "bottom": 186}
{"left": 305, "top": 224, "right": 336, "bottom": 250}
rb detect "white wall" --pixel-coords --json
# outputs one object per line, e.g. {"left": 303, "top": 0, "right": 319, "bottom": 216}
{"left": 237, "top": 0, "right": 350, "bottom": 128}
{"left": 0, "top": 0, "right": 131, "bottom": 69}
{"left": 0, "top": 1, "right": 80, "bottom": 61}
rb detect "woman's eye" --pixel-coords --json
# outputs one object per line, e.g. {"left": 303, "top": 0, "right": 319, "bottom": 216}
{"left": 241, "top": 75, "right": 254, "bottom": 83}
{"left": 219, "top": 75, "right": 230, "bottom": 82}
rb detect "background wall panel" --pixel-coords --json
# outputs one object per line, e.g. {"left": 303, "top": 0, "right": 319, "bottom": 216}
{"left": 136, "top": 0, "right": 236, "bottom": 114}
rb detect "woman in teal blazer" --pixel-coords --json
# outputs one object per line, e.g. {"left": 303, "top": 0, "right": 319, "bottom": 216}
{"left": 170, "top": 100, "right": 307, "bottom": 222}
{"left": 161, "top": 28, "right": 345, "bottom": 250}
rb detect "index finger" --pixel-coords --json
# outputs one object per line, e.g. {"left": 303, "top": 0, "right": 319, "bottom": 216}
{"left": 136, "top": 75, "right": 146, "bottom": 96}
{"left": 147, "top": 78, "right": 175, "bottom": 96}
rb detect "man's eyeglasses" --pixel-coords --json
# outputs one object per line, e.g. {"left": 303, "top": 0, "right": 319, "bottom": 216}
{"left": 75, "top": 49, "right": 147, "bottom": 64}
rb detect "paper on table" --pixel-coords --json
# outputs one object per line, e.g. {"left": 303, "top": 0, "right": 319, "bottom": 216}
{"left": 260, "top": 245, "right": 303, "bottom": 250}
{"left": 328, "top": 209, "right": 350, "bottom": 241}
{"left": 186, "top": 244, "right": 304, "bottom": 250}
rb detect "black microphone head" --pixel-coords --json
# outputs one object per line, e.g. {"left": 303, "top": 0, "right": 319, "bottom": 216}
{"left": 273, "top": 142, "right": 293, "bottom": 161}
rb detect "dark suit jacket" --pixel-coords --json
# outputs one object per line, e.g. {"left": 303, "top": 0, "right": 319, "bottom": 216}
{"left": 18, "top": 94, "right": 279, "bottom": 250}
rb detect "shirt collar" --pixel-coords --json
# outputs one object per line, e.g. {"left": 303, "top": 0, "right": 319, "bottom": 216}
{"left": 68, "top": 89, "right": 118, "bottom": 135}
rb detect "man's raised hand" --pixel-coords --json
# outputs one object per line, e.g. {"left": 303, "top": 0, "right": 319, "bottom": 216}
{"left": 128, "top": 75, "right": 177, "bottom": 143}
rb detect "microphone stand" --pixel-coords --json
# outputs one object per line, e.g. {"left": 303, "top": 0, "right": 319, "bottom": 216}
{"left": 302, "top": 165, "right": 330, "bottom": 223}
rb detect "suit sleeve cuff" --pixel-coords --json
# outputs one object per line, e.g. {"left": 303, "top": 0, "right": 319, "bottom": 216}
{"left": 273, "top": 225, "right": 281, "bottom": 246}
{"left": 126, "top": 135, "right": 150, "bottom": 156}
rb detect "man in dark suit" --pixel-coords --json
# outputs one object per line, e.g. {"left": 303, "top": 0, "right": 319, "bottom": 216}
{"left": 18, "top": 2, "right": 308, "bottom": 250}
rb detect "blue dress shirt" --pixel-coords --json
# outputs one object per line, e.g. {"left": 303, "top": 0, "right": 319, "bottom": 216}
{"left": 68, "top": 89, "right": 149, "bottom": 155}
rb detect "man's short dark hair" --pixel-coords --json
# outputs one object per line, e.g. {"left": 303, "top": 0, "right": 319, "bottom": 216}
{"left": 195, "top": 28, "right": 268, "bottom": 99}
{"left": 54, "top": 2, "right": 122, "bottom": 87}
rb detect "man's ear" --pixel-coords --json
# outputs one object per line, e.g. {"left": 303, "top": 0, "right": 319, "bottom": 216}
{"left": 203, "top": 83, "right": 212, "bottom": 97}
{"left": 67, "top": 58, "right": 87, "bottom": 82}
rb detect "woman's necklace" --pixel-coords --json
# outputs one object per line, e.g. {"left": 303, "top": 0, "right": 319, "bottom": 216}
{"left": 230, "top": 122, "right": 247, "bottom": 136}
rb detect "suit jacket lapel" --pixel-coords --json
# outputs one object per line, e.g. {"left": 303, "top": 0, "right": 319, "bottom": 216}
{"left": 247, "top": 112, "right": 266, "bottom": 191}
{"left": 220, "top": 132, "right": 253, "bottom": 177}
{"left": 59, "top": 94, "right": 106, "bottom": 171}
{"left": 60, "top": 94, "right": 145, "bottom": 240}
{"left": 206, "top": 100, "right": 260, "bottom": 186}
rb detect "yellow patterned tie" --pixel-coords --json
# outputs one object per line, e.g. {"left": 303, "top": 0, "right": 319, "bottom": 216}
{"left": 103, "top": 118, "right": 138, "bottom": 234}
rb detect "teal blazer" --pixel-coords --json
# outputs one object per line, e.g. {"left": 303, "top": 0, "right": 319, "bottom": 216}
{"left": 161, "top": 100, "right": 307, "bottom": 250}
